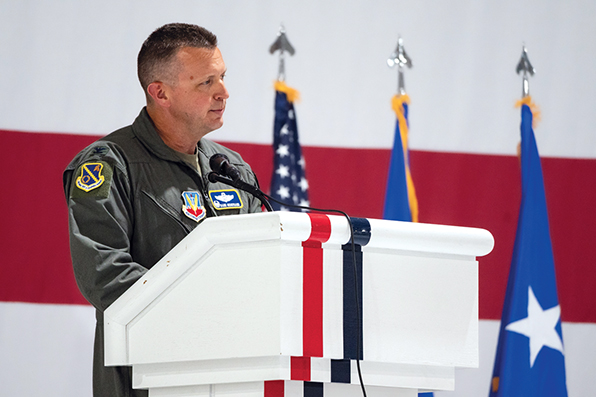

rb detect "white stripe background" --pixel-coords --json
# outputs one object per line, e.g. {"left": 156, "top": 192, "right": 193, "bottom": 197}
{"left": 2, "top": 303, "right": 595, "bottom": 396}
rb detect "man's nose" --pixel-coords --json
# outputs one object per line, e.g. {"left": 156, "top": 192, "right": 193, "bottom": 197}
{"left": 215, "top": 80, "right": 229, "bottom": 100}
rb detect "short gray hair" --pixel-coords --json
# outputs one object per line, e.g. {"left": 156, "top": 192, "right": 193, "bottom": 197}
{"left": 137, "top": 23, "right": 218, "bottom": 93}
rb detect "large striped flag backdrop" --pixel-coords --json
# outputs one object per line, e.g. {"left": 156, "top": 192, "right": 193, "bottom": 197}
{"left": 2, "top": 3, "right": 596, "bottom": 396}
{"left": 489, "top": 97, "right": 568, "bottom": 396}
{"left": 383, "top": 94, "right": 419, "bottom": 222}
{"left": 269, "top": 81, "right": 310, "bottom": 211}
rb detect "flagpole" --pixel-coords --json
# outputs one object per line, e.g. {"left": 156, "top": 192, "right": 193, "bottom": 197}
{"left": 488, "top": 45, "right": 568, "bottom": 397}
{"left": 516, "top": 45, "right": 535, "bottom": 98}
{"left": 387, "top": 36, "right": 412, "bottom": 95}
{"left": 268, "top": 26, "right": 309, "bottom": 212}
{"left": 384, "top": 36, "right": 419, "bottom": 223}
{"left": 269, "top": 24, "right": 295, "bottom": 82}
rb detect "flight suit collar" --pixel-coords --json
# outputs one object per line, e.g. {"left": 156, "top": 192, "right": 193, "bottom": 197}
{"left": 131, "top": 107, "right": 188, "bottom": 163}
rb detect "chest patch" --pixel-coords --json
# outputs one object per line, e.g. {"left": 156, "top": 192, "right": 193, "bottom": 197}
{"left": 76, "top": 162, "right": 105, "bottom": 192}
{"left": 181, "top": 191, "right": 206, "bottom": 222}
{"left": 208, "top": 189, "right": 244, "bottom": 210}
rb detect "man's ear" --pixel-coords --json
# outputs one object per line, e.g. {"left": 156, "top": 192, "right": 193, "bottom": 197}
{"left": 147, "top": 82, "right": 170, "bottom": 107}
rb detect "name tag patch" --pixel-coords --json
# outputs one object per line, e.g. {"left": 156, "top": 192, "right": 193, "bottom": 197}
{"left": 181, "top": 191, "right": 206, "bottom": 222}
{"left": 209, "top": 189, "right": 243, "bottom": 210}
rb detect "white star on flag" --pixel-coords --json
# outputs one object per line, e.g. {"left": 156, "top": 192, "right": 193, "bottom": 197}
{"left": 280, "top": 124, "right": 289, "bottom": 135}
{"left": 276, "top": 144, "right": 289, "bottom": 157}
{"left": 276, "top": 185, "right": 290, "bottom": 199}
{"left": 299, "top": 177, "right": 309, "bottom": 192}
{"left": 276, "top": 165, "right": 290, "bottom": 178}
{"left": 505, "top": 285, "right": 564, "bottom": 367}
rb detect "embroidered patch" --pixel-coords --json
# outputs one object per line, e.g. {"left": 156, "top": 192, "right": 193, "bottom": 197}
{"left": 208, "top": 189, "right": 244, "bottom": 210}
{"left": 91, "top": 146, "right": 109, "bottom": 156}
{"left": 76, "top": 162, "right": 106, "bottom": 192}
{"left": 181, "top": 191, "right": 206, "bottom": 222}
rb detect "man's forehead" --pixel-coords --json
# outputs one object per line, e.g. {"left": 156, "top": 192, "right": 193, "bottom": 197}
{"left": 176, "top": 47, "right": 224, "bottom": 75}
{"left": 177, "top": 46, "right": 221, "bottom": 62}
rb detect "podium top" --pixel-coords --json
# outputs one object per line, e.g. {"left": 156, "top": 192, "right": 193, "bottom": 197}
{"left": 105, "top": 211, "right": 493, "bottom": 322}
{"left": 104, "top": 212, "right": 493, "bottom": 366}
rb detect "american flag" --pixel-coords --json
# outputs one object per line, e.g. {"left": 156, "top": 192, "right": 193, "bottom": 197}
{"left": 270, "top": 81, "right": 309, "bottom": 211}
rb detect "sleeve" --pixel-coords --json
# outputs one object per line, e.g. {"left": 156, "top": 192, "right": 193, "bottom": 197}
{"left": 63, "top": 149, "right": 147, "bottom": 311}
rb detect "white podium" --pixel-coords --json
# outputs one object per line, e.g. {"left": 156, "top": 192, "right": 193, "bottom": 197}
{"left": 104, "top": 212, "right": 494, "bottom": 397}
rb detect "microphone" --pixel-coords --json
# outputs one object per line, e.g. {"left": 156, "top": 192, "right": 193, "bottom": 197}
{"left": 208, "top": 153, "right": 273, "bottom": 212}
{"left": 209, "top": 153, "right": 241, "bottom": 182}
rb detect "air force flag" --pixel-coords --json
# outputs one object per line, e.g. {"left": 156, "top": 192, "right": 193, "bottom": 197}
{"left": 489, "top": 98, "right": 568, "bottom": 396}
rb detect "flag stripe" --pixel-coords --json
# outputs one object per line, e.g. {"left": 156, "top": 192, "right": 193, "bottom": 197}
{"left": 340, "top": 218, "right": 370, "bottom": 364}
{"left": 291, "top": 213, "right": 332, "bottom": 383}
{"left": 4, "top": 306, "right": 594, "bottom": 396}
{"left": 330, "top": 359, "right": 351, "bottom": 384}
{"left": 302, "top": 242, "right": 323, "bottom": 358}
{"left": 342, "top": 247, "right": 362, "bottom": 361}
{"left": 0, "top": 129, "right": 95, "bottom": 306}
{"left": 2, "top": 131, "right": 596, "bottom": 324}
{"left": 301, "top": 213, "right": 331, "bottom": 358}
{"left": 0, "top": 302, "right": 95, "bottom": 396}
{"left": 291, "top": 356, "right": 311, "bottom": 382}
{"left": 303, "top": 381, "right": 323, "bottom": 397}
{"left": 264, "top": 380, "right": 285, "bottom": 397}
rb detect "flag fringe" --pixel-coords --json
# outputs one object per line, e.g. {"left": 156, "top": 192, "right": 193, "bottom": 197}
{"left": 391, "top": 94, "right": 411, "bottom": 164}
{"left": 515, "top": 96, "right": 541, "bottom": 127}
{"left": 274, "top": 81, "right": 300, "bottom": 103}
{"left": 391, "top": 94, "right": 419, "bottom": 222}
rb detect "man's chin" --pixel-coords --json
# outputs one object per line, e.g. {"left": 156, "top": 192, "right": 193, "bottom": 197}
{"left": 201, "top": 120, "right": 224, "bottom": 137}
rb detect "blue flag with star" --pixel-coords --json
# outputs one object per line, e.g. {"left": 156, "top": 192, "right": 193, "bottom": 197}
{"left": 270, "top": 81, "right": 309, "bottom": 211}
{"left": 489, "top": 97, "right": 567, "bottom": 396}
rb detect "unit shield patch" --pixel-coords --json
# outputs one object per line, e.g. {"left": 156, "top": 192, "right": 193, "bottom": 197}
{"left": 181, "top": 191, "right": 206, "bottom": 222}
{"left": 208, "top": 189, "right": 243, "bottom": 210}
{"left": 76, "top": 162, "right": 106, "bottom": 192}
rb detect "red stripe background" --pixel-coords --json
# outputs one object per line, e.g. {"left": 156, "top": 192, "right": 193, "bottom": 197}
{"left": 0, "top": 130, "right": 93, "bottom": 306}
{"left": 1, "top": 130, "right": 595, "bottom": 324}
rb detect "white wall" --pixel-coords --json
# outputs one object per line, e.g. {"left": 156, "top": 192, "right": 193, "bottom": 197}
{"left": 1, "top": 0, "right": 595, "bottom": 157}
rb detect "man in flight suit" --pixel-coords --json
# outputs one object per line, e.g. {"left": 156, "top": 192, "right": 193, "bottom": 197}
{"left": 63, "top": 23, "right": 262, "bottom": 397}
